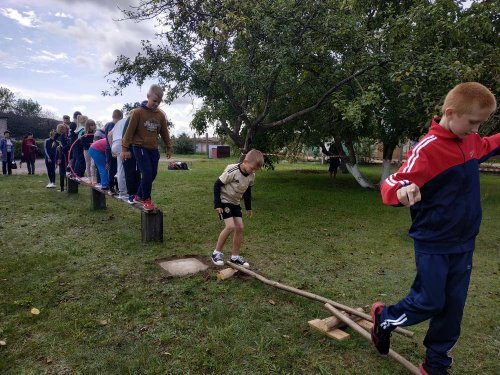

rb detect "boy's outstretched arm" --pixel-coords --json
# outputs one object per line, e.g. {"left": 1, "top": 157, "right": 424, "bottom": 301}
{"left": 475, "top": 133, "right": 500, "bottom": 163}
{"left": 381, "top": 136, "right": 436, "bottom": 206}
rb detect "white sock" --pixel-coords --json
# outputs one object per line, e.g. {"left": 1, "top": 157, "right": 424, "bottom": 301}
{"left": 213, "top": 250, "right": 222, "bottom": 255}
{"left": 231, "top": 255, "right": 240, "bottom": 260}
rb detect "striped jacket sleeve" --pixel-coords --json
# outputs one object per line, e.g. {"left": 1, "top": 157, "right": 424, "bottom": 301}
{"left": 381, "top": 135, "right": 437, "bottom": 206}
{"left": 475, "top": 133, "right": 500, "bottom": 163}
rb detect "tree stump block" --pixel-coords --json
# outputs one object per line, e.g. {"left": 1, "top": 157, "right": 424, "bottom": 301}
{"left": 141, "top": 209, "right": 163, "bottom": 243}
{"left": 68, "top": 178, "right": 79, "bottom": 194}
{"left": 90, "top": 189, "right": 106, "bottom": 210}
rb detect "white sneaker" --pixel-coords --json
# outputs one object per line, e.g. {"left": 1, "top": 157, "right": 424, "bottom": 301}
{"left": 211, "top": 251, "right": 224, "bottom": 266}
{"left": 46, "top": 183, "right": 52, "bottom": 188}
{"left": 229, "top": 256, "right": 250, "bottom": 268}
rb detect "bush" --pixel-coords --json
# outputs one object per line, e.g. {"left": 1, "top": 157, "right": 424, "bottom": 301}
{"left": 11, "top": 140, "right": 46, "bottom": 160}
{"left": 173, "top": 133, "right": 195, "bottom": 154}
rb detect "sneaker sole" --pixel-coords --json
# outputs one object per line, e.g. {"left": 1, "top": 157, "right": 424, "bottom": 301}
{"left": 370, "top": 302, "right": 389, "bottom": 355}
{"left": 211, "top": 257, "right": 224, "bottom": 266}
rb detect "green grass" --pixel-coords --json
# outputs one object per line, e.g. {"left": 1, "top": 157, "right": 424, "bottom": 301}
{"left": 0, "top": 159, "right": 498, "bottom": 374}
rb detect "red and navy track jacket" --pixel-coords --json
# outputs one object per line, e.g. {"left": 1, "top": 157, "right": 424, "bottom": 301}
{"left": 381, "top": 117, "right": 500, "bottom": 254}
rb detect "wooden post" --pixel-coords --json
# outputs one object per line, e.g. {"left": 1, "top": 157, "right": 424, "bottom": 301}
{"left": 68, "top": 178, "right": 79, "bottom": 194}
{"left": 90, "top": 189, "right": 106, "bottom": 210}
{"left": 324, "top": 303, "right": 420, "bottom": 375}
{"left": 141, "top": 209, "right": 163, "bottom": 243}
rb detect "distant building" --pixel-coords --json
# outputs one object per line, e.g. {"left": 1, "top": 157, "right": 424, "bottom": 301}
{"left": 193, "top": 136, "right": 229, "bottom": 157}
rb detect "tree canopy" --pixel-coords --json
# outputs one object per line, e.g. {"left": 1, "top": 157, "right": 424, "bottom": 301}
{"left": 107, "top": 0, "right": 499, "bottom": 182}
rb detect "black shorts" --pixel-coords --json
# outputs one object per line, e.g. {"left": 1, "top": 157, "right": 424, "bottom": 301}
{"left": 221, "top": 203, "right": 242, "bottom": 219}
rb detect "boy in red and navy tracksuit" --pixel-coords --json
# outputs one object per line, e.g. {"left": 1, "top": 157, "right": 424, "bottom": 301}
{"left": 371, "top": 82, "right": 499, "bottom": 375}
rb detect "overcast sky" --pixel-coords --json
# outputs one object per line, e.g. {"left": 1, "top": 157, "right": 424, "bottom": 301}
{"left": 0, "top": 0, "right": 203, "bottom": 135}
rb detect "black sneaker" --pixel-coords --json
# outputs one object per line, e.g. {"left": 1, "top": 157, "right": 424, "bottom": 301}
{"left": 370, "top": 302, "right": 391, "bottom": 355}
{"left": 419, "top": 362, "right": 449, "bottom": 375}
{"left": 229, "top": 256, "right": 249, "bottom": 268}
{"left": 211, "top": 252, "right": 224, "bottom": 266}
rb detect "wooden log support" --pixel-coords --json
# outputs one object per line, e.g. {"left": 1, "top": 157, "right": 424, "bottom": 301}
{"left": 324, "top": 303, "right": 420, "bottom": 375}
{"left": 319, "top": 307, "right": 365, "bottom": 331}
{"left": 67, "top": 178, "right": 79, "bottom": 194}
{"left": 225, "top": 262, "right": 415, "bottom": 338}
{"left": 141, "top": 209, "right": 163, "bottom": 243}
{"left": 90, "top": 188, "right": 106, "bottom": 210}
{"left": 308, "top": 319, "right": 351, "bottom": 341}
{"left": 217, "top": 268, "right": 238, "bottom": 281}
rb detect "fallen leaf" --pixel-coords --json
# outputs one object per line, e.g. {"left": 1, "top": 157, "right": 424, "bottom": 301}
{"left": 282, "top": 335, "right": 290, "bottom": 339}
{"left": 98, "top": 320, "right": 108, "bottom": 326}
{"left": 0, "top": 340, "right": 6, "bottom": 346}
{"left": 46, "top": 357, "right": 53, "bottom": 364}
{"left": 268, "top": 299, "right": 275, "bottom": 305}
{"left": 31, "top": 307, "right": 40, "bottom": 315}
{"left": 162, "top": 352, "right": 172, "bottom": 356}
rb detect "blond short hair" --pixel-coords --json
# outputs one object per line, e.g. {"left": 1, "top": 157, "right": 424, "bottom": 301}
{"left": 85, "top": 119, "right": 96, "bottom": 133}
{"left": 244, "top": 149, "right": 264, "bottom": 168}
{"left": 56, "top": 123, "right": 68, "bottom": 134}
{"left": 442, "top": 82, "right": 496, "bottom": 115}
{"left": 149, "top": 84, "right": 164, "bottom": 99}
{"left": 77, "top": 115, "right": 88, "bottom": 125}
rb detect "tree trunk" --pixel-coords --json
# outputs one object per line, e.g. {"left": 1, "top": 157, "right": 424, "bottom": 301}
{"left": 380, "top": 159, "right": 392, "bottom": 185}
{"left": 345, "top": 162, "right": 375, "bottom": 189}
{"left": 380, "top": 142, "right": 396, "bottom": 185}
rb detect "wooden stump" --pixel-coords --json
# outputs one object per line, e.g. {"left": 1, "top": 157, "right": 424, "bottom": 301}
{"left": 141, "top": 209, "right": 163, "bottom": 243}
{"left": 68, "top": 178, "right": 79, "bottom": 194}
{"left": 90, "top": 189, "right": 106, "bottom": 210}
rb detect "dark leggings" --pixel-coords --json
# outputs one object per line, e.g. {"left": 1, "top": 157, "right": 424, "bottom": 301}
{"left": 27, "top": 160, "right": 35, "bottom": 174}
{"left": 45, "top": 159, "right": 56, "bottom": 183}
{"left": 58, "top": 159, "right": 66, "bottom": 190}
{"left": 2, "top": 152, "right": 13, "bottom": 175}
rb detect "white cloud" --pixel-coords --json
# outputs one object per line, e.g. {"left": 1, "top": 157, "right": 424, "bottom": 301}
{"left": 0, "top": 8, "right": 39, "bottom": 27}
{"left": 22, "top": 37, "right": 33, "bottom": 44}
{"left": 32, "top": 49, "right": 68, "bottom": 62}
{"left": 54, "top": 12, "right": 73, "bottom": 19}
{"left": 74, "top": 55, "right": 92, "bottom": 67}
{"left": 32, "top": 69, "right": 59, "bottom": 74}
{"left": 3, "top": 84, "right": 98, "bottom": 103}
{"left": 4, "top": 36, "right": 13, "bottom": 40}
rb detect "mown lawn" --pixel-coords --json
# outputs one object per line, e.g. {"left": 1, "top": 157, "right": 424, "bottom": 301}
{"left": 0, "top": 159, "right": 498, "bottom": 374}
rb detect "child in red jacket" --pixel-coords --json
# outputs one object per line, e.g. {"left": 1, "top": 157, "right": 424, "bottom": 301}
{"left": 372, "top": 82, "right": 498, "bottom": 375}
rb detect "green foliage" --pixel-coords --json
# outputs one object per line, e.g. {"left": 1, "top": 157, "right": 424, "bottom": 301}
{"left": 15, "top": 98, "right": 42, "bottom": 118}
{"left": 0, "top": 87, "right": 15, "bottom": 112}
{"left": 173, "top": 132, "right": 195, "bottom": 154}
{"left": 107, "top": 1, "right": 499, "bottom": 178}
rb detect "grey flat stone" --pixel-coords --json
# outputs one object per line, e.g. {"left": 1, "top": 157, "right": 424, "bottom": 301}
{"left": 159, "top": 258, "right": 208, "bottom": 277}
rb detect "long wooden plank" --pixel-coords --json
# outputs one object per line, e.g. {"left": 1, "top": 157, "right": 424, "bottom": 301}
{"left": 225, "top": 262, "right": 414, "bottom": 338}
